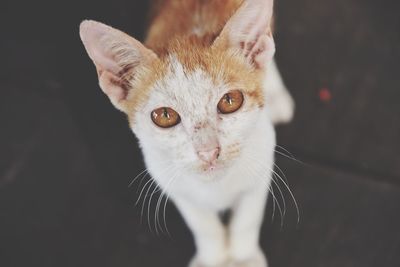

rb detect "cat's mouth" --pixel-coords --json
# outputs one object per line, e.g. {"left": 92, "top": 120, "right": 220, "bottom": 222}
{"left": 201, "top": 163, "right": 220, "bottom": 172}
{"left": 197, "top": 159, "right": 230, "bottom": 176}
{"left": 196, "top": 163, "right": 225, "bottom": 181}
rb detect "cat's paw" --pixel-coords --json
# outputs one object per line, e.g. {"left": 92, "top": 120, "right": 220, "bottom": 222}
{"left": 229, "top": 249, "right": 268, "bottom": 267}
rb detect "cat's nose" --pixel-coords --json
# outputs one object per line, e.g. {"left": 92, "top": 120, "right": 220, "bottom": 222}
{"left": 197, "top": 147, "right": 220, "bottom": 163}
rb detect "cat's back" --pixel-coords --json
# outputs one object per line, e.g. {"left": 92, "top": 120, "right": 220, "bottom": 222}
{"left": 145, "top": 0, "right": 243, "bottom": 51}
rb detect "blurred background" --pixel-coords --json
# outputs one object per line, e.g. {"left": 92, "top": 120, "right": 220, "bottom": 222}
{"left": 1, "top": 0, "right": 400, "bottom": 266}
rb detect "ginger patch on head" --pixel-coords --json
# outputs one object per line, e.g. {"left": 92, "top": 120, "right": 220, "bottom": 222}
{"left": 158, "top": 37, "right": 265, "bottom": 112}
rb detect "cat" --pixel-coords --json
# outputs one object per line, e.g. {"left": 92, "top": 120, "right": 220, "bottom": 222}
{"left": 79, "top": 0, "right": 294, "bottom": 266}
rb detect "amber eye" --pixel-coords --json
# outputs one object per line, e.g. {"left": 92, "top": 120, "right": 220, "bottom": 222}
{"left": 217, "top": 90, "right": 244, "bottom": 114}
{"left": 151, "top": 107, "right": 181, "bottom": 128}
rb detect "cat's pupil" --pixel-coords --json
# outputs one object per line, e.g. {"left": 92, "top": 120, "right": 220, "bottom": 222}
{"left": 225, "top": 94, "right": 233, "bottom": 105}
{"left": 163, "top": 108, "right": 170, "bottom": 118}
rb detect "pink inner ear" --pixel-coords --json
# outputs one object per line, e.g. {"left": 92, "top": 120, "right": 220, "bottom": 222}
{"left": 80, "top": 20, "right": 159, "bottom": 107}
{"left": 91, "top": 47, "right": 122, "bottom": 75}
{"left": 80, "top": 22, "right": 123, "bottom": 75}
{"left": 216, "top": 0, "right": 275, "bottom": 68}
{"left": 99, "top": 71, "right": 128, "bottom": 101}
{"left": 246, "top": 33, "right": 275, "bottom": 69}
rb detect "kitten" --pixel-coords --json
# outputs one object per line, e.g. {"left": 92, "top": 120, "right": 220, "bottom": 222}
{"left": 79, "top": 0, "right": 294, "bottom": 266}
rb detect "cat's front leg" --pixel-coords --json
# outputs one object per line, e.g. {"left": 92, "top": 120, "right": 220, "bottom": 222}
{"left": 228, "top": 189, "right": 269, "bottom": 267}
{"left": 174, "top": 197, "right": 228, "bottom": 267}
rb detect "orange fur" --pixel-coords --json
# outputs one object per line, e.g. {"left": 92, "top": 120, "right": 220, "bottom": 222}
{"left": 121, "top": 0, "right": 266, "bottom": 119}
{"left": 121, "top": 58, "right": 168, "bottom": 122}
{"left": 146, "top": 0, "right": 243, "bottom": 51}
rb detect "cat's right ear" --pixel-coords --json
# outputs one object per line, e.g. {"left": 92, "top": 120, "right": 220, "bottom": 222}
{"left": 213, "top": 0, "right": 275, "bottom": 70}
{"left": 79, "top": 20, "right": 158, "bottom": 110}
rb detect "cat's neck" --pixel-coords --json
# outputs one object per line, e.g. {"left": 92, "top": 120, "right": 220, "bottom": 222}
{"left": 145, "top": 0, "right": 242, "bottom": 53}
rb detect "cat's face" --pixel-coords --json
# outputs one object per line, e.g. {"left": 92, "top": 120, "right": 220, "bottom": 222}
{"left": 79, "top": 0, "right": 275, "bottom": 180}
{"left": 129, "top": 48, "right": 265, "bottom": 179}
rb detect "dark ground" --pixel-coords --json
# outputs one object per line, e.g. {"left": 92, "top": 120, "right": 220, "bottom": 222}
{"left": 1, "top": 0, "right": 400, "bottom": 266}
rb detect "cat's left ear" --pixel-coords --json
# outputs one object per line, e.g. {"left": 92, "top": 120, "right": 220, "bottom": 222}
{"left": 79, "top": 20, "right": 158, "bottom": 111}
{"left": 213, "top": 0, "right": 275, "bottom": 69}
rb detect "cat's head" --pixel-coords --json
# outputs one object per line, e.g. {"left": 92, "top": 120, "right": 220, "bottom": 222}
{"left": 79, "top": 0, "right": 275, "bottom": 180}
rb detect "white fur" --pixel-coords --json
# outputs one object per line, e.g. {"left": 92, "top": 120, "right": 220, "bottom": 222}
{"left": 263, "top": 60, "right": 295, "bottom": 124}
{"left": 132, "top": 56, "right": 275, "bottom": 267}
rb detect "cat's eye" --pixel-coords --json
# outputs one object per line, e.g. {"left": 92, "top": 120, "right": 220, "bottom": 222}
{"left": 217, "top": 90, "right": 244, "bottom": 114}
{"left": 151, "top": 107, "right": 181, "bottom": 128}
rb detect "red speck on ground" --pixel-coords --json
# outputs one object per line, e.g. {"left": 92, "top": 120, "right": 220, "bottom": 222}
{"left": 319, "top": 88, "right": 332, "bottom": 102}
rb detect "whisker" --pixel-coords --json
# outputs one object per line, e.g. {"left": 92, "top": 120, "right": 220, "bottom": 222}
{"left": 128, "top": 168, "right": 148, "bottom": 188}
{"left": 269, "top": 167, "right": 300, "bottom": 224}
{"left": 154, "top": 191, "right": 164, "bottom": 235}
{"left": 137, "top": 165, "right": 176, "bottom": 234}
{"left": 160, "top": 174, "right": 180, "bottom": 235}
{"left": 248, "top": 153, "right": 300, "bottom": 225}
{"left": 162, "top": 167, "right": 192, "bottom": 236}
{"left": 270, "top": 173, "right": 287, "bottom": 217}
{"left": 136, "top": 172, "right": 150, "bottom": 194}
{"left": 245, "top": 153, "right": 301, "bottom": 228}
{"left": 155, "top": 169, "right": 179, "bottom": 235}
{"left": 243, "top": 162, "right": 284, "bottom": 226}
{"left": 273, "top": 162, "right": 289, "bottom": 185}
{"left": 131, "top": 163, "right": 178, "bottom": 233}
{"left": 275, "top": 144, "right": 296, "bottom": 159}
{"left": 162, "top": 188, "right": 173, "bottom": 237}
{"left": 270, "top": 185, "right": 276, "bottom": 222}
{"left": 136, "top": 177, "right": 153, "bottom": 206}
{"left": 257, "top": 175, "right": 283, "bottom": 227}
{"left": 161, "top": 180, "right": 177, "bottom": 236}
{"left": 141, "top": 179, "right": 157, "bottom": 226}
{"left": 147, "top": 182, "right": 160, "bottom": 233}
{"left": 274, "top": 149, "right": 304, "bottom": 165}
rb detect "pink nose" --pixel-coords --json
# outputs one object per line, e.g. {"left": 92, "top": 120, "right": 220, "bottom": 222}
{"left": 197, "top": 147, "right": 220, "bottom": 163}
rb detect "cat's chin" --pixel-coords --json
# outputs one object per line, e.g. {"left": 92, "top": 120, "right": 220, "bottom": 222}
{"left": 198, "top": 172, "right": 224, "bottom": 182}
